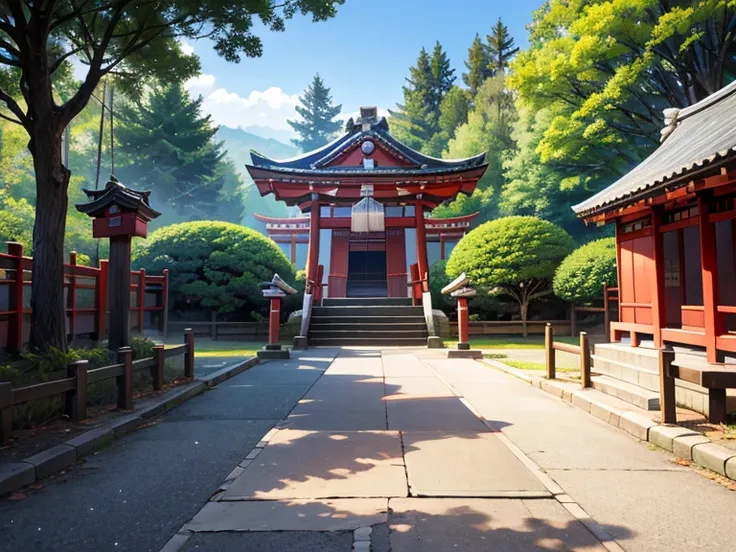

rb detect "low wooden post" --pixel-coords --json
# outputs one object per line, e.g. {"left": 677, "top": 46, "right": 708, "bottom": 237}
{"left": 545, "top": 323, "right": 555, "bottom": 379}
{"left": 68, "top": 251, "right": 78, "bottom": 341}
{"left": 137, "top": 268, "right": 146, "bottom": 335}
{"left": 95, "top": 259, "right": 109, "bottom": 342}
{"left": 658, "top": 349, "right": 676, "bottom": 424}
{"left": 152, "top": 345, "right": 165, "bottom": 392}
{"left": 603, "top": 282, "right": 611, "bottom": 339}
{"left": 162, "top": 269, "right": 169, "bottom": 337}
{"left": 65, "top": 360, "right": 88, "bottom": 422}
{"left": 0, "top": 382, "right": 12, "bottom": 444}
{"left": 117, "top": 347, "right": 133, "bottom": 410}
{"left": 184, "top": 328, "right": 195, "bottom": 379}
{"left": 7, "top": 242, "right": 24, "bottom": 354}
{"left": 580, "top": 331, "right": 591, "bottom": 388}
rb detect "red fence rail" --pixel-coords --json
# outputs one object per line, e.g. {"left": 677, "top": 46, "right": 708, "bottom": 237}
{"left": 0, "top": 242, "right": 169, "bottom": 353}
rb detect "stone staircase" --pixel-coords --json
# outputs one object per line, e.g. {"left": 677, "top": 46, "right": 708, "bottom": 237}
{"left": 591, "top": 344, "right": 661, "bottom": 411}
{"left": 308, "top": 297, "right": 429, "bottom": 347}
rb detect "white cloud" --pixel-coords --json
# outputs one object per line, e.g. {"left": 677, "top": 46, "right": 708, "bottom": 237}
{"left": 178, "top": 38, "right": 195, "bottom": 56}
{"left": 185, "top": 74, "right": 300, "bottom": 134}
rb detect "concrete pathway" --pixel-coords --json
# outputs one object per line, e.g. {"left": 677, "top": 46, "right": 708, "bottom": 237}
{"left": 5, "top": 348, "right": 736, "bottom": 551}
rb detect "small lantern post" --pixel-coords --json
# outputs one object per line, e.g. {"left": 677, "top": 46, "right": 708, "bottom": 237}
{"left": 441, "top": 272, "right": 483, "bottom": 359}
{"left": 258, "top": 274, "right": 297, "bottom": 360}
{"left": 76, "top": 176, "right": 160, "bottom": 352}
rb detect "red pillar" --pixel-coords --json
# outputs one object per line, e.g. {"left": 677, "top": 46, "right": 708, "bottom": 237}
{"left": 440, "top": 236, "right": 446, "bottom": 260}
{"left": 698, "top": 195, "right": 722, "bottom": 363}
{"left": 269, "top": 298, "right": 281, "bottom": 346}
{"left": 457, "top": 297, "right": 469, "bottom": 349}
{"left": 650, "top": 209, "right": 665, "bottom": 349}
{"left": 415, "top": 202, "right": 429, "bottom": 292}
{"left": 306, "top": 194, "right": 321, "bottom": 294}
{"left": 290, "top": 234, "right": 297, "bottom": 265}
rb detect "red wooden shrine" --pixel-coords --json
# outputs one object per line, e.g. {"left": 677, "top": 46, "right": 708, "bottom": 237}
{"left": 246, "top": 107, "right": 488, "bottom": 299}
{"left": 575, "top": 82, "right": 736, "bottom": 363}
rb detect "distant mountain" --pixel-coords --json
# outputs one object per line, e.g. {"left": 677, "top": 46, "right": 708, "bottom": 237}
{"left": 215, "top": 126, "right": 301, "bottom": 232}
{"left": 242, "top": 125, "right": 296, "bottom": 144}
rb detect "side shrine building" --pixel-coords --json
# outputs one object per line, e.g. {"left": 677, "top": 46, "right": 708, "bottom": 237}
{"left": 247, "top": 108, "right": 488, "bottom": 299}
{"left": 575, "top": 81, "right": 736, "bottom": 421}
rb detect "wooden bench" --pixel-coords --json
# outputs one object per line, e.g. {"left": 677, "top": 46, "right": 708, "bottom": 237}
{"left": 659, "top": 350, "right": 736, "bottom": 423}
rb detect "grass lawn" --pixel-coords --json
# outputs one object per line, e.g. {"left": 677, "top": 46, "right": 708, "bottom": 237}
{"left": 446, "top": 335, "right": 579, "bottom": 350}
{"left": 192, "top": 341, "right": 271, "bottom": 358}
{"left": 501, "top": 359, "right": 577, "bottom": 373}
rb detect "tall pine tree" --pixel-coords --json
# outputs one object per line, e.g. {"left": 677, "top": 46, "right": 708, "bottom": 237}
{"left": 288, "top": 74, "right": 342, "bottom": 152}
{"left": 486, "top": 18, "right": 519, "bottom": 75}
{"left": 115, "top": 84, "right": 244, "bottom": 226}
{"left": 463, "top": 35, "right": 491, "bottom": 97}
{"left": 390, "top": 43, "right": 456, "bottom": 154}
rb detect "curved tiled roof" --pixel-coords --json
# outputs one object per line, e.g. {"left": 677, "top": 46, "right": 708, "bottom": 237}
{"left": 574, "top": 80, "right": 736, "bottom": 217}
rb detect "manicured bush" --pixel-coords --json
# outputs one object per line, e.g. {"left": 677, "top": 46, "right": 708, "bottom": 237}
{"left": 446, "top": 216, "right": 574, "bottom": 335}
{"left": 429, "top": 259, "right": 454, "bottom": 314}
{"left": 133, "top": 221, "right": 295, "bottom": 319}
{"left": 553, "top": 237, "right": 617, "bottom": 305}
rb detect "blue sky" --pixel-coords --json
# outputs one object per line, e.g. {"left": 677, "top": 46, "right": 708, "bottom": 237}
{"left": 184, "top": 0, "right": 543, "bottom": 140}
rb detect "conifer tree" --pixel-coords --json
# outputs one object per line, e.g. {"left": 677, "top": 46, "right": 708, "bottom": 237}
{"left": 463, "top": 35, "right": 491, "bottom": 96}
{"left": 116, "top": 84, "right": 243, "bottom": 225}
{"left": 486, "top": 18, "right": 519, "bottom": 75}
{"left": 288, "top": 74, "right": 342, "bottom": 152}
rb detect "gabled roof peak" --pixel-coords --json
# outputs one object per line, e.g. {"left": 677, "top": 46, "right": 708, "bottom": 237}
{"left": 344, "top": 106, "right": 389, "bottom": 134}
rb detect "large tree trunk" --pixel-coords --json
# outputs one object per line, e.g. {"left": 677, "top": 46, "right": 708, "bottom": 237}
{"left": 28, "top": 123, "right": 70, "bottom": 353}
{"left": 520, "top": 301, "right": 529, "bottom": 338}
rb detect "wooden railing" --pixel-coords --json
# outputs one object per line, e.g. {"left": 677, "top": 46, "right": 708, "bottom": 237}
{"left": 0, "top": 330, "right": 195, "bottom": 444}
{"left": 544, "top": 323, "right": 592, "bottom": 388}
{"left": 0, "top": 242, "right": 169, "bottom": 353}
{"left": 571, "top": 282, "right": 619, "bottom": 338}
{"left": 450, "top": 320, "right": 572, "bottom": 336}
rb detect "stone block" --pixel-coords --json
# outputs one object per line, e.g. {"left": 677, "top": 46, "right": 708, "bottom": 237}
{"left": 619, "top": 411, "right": 655, "bottom": 441}
{"left": 25, "top": 444, "right": 77, "bottom": 480}
{"left": 571, "top": 392, "right": 592, "bottom": 413}
{"left": 0, "top": 462, "right": 35, "bottom": 495}
{"left": 541, "top": 380, "right": 564, "bottom": 399}
{"left": 65, "top": 427, "right": 114, "bottom": 457}
{"left": 725, "top": 457, "right": 736, "bottom": 481}
{"left": 258, "top": 348, "right": 290, "bottom": 360}
{"left": 426, "top": 336, "right": 443, "bottom": 349}
{"left": 109, "top": 413, "right": 141, "bottom": 438}
{"left": 292, "top": 336, "right": 308, "bottom": 349}
{"left": 672, "top": 434, "right": 710, "bottom": 460}
{"left": 648, "top": 426, "right": 699, "bottom": 453}
{"left": 447, "top": 349, "right": 482, "bottom": 359}
{"left": 589, "top": 401, "right": 620, "bottom": 426}
{"left": 692, "top": 443, "right": 735, "bottom": 476}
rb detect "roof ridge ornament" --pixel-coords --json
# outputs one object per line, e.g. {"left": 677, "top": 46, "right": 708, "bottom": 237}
{"left": 660, "top": 107, "right": 680, "bottom": 143}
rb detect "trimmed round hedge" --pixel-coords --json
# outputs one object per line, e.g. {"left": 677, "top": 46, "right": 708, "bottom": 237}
{"left": 553, "top": 237, "right": 617, "bottom": 305}
{"left": 133, "top": 221, "right": 295, "bottom": 318}
{"left": 446, "top": 216, "right": 575, "bottom": 287}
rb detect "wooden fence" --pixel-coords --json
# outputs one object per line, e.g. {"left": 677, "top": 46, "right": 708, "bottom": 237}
{"left": 570, "top": 282, "right": 619, "bottom": 337}
{"left": 0, "top": 330, "right": 195, "bottom": 444}
{"left": 449, "top": 320, "right": 572, "bottom": 337}
{"left": 544, "top": 323, "right": 592, "bottom": 388}
{"left": 0, "top": 242, "right": 169, "bottom": 353}
{"left": 168, "top": 314, "right": 271, "bottom": 340}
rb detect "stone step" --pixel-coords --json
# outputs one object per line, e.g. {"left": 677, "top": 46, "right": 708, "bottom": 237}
{"left": 312, "top": 306, "right": 424, "bottom": 317}
{"left": 591, "top": 375, "right": 660, "bottom": 411}
{"left": 593, "top": 343, "right": 660, "bottom": 373}
{"left": 591, "top": 354, "right": 660, "bottom": 392}
{"left": 309, "top": 329, "right": 428, "bottom": 339}
{"left": 310, "top": 322, "right": 428, "bottom": 332}
{"left": 308, "top": 337, "right": 428, "bottom": 347}
{"left": 322, "top": 297, "right": 412, "bottom": 307}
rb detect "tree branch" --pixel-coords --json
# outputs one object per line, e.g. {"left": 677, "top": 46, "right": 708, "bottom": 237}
{"left": 0, "top": 85, "right": 27, "bottom": 126}
{"left": 0, "top": 111, "right": 22, "bottom": 124}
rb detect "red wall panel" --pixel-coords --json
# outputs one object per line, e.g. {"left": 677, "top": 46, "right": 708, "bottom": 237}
{"left": 386, "top": 228, "right": 407, "bottom": 297}
{"left": 328, "top": 230, "right": 350, "bottom": 298}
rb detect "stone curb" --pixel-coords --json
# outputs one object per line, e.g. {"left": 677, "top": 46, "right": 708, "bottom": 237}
{"left": 0, "top": 357, "right": 259, "bottom": 497}
{"left": 485, "top": 359, "right": 736, "bottom": 483}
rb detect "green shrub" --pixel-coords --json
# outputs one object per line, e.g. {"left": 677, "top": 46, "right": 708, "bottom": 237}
{"left": 553, "top": 238, "right": 617, "bottom": 305}
{"left": 133, "top": 221, "right": 295, "bottom": 320}
{"left": 447, "top": 216, "right": 574, "bottom": 334}
{"left": 130, "top": 336, "right": 155, "bottom": 359}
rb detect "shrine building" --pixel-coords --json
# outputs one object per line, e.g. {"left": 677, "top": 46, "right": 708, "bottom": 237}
{"left": 575, "top": 81, "right": 736, "bottom": 421}
{"left": 246, "top": 107, "right": 487, "bottom": 299}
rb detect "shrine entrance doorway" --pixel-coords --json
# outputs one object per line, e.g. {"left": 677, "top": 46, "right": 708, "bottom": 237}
{"left": 347, "top": 232, "right": 387, "bottom": 297}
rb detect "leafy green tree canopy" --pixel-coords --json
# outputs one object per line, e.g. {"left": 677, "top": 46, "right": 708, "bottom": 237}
{"left": 133, "top": 221, "right": 295, "bottom": 318}
{"left": 553, "top": 237, "right": 617, "bottom": 305}
{"left": 288, "top": 74, "right": 343, "bottom": 152}
{"left": 446, "top": 216, "right": 574, "bottom": 334}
